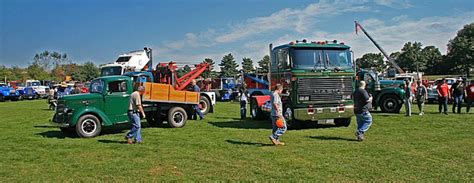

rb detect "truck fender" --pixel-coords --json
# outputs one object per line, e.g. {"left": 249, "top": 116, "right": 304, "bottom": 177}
{"left": 70, "top": 106, "right": 113, "bottom": 127}
{"left": 253, "top": 95, "right": 271, "bottom": 107}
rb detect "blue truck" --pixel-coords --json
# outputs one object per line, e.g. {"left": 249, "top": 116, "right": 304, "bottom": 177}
{"left": 0, "top": 83, "right": 21, "bottom": 101}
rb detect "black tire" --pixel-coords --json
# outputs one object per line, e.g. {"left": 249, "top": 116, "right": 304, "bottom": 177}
{"left": 250, "top": 98, "right": 265, "bottom": 120}
{"left": 18, "top": 95, "right": 23, "bottom": 101}
{"left": 0, "top": 95, "right": 4, "bottom": 102}
{"left": 214, "top": 91, "right": 221, "bottom": 102}
{"left": 199, "top": 96, "right": 211, "bottom": 115}
{"left": 335, "top": 118, "right": 351, "bottom": 127}
{"left": 75, "top": 114, "right": 102, "bottom": 138}
{"left": 167, "top": 107, "right": 187, "bottom": 128}
{"left": 380, "top": 94, "right": 402, "bottom": 113}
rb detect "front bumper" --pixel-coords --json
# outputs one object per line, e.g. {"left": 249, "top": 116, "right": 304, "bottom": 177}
{"left": 51, "top": 113, "right": 71, "bottom": 127}
{"left": 293, "top": 105, "right": 354, "bottom": 121}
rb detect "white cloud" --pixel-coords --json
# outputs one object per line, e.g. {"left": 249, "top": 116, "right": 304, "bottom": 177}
{"left": 374, "top": 0, "right": 412, "bottom": 8}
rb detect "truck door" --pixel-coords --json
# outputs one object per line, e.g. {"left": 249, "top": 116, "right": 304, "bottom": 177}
{"left": 104, "top": 80, "right": 130, "bottom": 123}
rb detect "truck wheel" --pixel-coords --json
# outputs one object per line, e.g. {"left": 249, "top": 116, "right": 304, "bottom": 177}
{"left": 380, "top": 94, "right": 402, "bottom": 113}
{"left": 335, "top": 118, "right": 351, "bottom": 127}
{"left": 75, "top": 114, "right": 102, "bottom": 138}
{"left": 168, "top": 107, "right": 187, "bottom": 128}
{"left": 214, "top": 91, "right": 221, "bottom": 102}
{"left": 0, "top": 95, "right": 4, "bottom": 102}
{"left": 250, "top": 98, "right": 265, "bottom": 120}
{"left": 199, "top": 96, "right": 211, "bottom": 115}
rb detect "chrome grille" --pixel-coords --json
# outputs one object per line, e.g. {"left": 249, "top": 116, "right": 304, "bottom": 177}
{"left": 297, "top": 77, "right": 353, "bottom": 102}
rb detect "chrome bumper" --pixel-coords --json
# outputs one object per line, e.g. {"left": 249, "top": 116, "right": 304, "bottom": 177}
{"left": 293, "top": 105, "right": 354, "bottom": 121}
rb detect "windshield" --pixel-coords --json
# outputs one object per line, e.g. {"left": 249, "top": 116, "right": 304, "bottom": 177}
{"left": 291, "top": 48, "right": 352, "bottom": 70}
{"left": 27, "top": 82, "right": 41, "bottom": 86}
{"left": 101, "top": 66, "right": 123, "bottom": 76}
{"left": 116, "top": 56, "right": 131, "bottom": 63}
{"left": 89, "top": 79, "right": 104, "bottom": 93}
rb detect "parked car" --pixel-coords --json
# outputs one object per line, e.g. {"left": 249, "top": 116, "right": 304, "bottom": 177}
{"left": 427, "top": 78, "right": 456, "bottom": 103}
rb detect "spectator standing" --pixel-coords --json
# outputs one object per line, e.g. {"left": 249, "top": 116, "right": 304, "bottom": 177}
{"left": 437, "top": 78, "right": 450, "bottom": 115}
{"left": 415, "top": 80, "right": 428, "bottom": 115}
{"left": 404, "top": 80, "right": 412, "bottom": 116}
{"left": 125, "top": 86, "right": 146, "bottom": 144}
{"left": 190, "top": 80, "right": 204, "bottom": 120}
{"left": 466, "top": 81, "right": 474, "bottom": 113}
{"left": 353, "top": 81, "right": 373, "bottom": 141}
{"left": 451, "top": 78, "right": 466, "bottom": 113}
{"left": 239, "top": 86, "right": 248, "bottom": 120}
{"left": 269, "top": 84, "right": 286, "bottom": 145}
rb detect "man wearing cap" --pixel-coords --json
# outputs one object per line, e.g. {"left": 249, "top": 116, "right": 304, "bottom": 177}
{"left": 125, "top": 86, "right": 146, "bottom": 144}
{"left": 451, "top": 78, "right": 466, "bottom": 113}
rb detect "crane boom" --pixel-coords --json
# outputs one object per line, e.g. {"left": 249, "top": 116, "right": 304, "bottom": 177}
{"left": 355, "top": 21, "right": 405, "bottom": 73}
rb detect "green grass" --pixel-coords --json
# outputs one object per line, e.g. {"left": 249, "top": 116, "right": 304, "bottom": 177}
{"left": 0, "top": 100, "right": 473, "bottom": 181}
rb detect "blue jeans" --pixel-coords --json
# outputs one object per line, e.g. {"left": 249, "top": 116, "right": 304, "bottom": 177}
{"left": 452, "top": 95, "right": 463, "bottom": 113}
{"left": 404, "top": 97, "right": 411, "bottom": 116}
{"left": 240, "top": 100, "right": 247, "bottom": 119}
{"left": 193, "top": 105, "right": 204, "bottom": 119}
{"left": 355, "top": 112, "right": 372, "bottom": 136}
{"left": 270, "top": 116, "right": 287, "bottom": 140}
{"left": 438, "top": 96, "right": 448, "bottom": 113}
{"left": 126, "top": 111, "right": 142, "bottom": 142}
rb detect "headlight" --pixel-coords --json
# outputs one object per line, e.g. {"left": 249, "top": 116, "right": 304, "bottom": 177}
{"left": 63, "top": 107, "right": 69, "bottom": 113}
{"left": 299, "top": 95, "right": 310, "bottom": 101}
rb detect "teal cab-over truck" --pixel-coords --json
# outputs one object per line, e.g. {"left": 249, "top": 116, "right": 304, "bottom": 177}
{"left": 52, "top": 75, "right": 200, "bottom": 138}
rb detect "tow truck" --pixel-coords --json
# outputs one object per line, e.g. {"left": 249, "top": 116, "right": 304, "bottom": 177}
{"left": 101, "top": 47, "right": 215, "bottom": 115}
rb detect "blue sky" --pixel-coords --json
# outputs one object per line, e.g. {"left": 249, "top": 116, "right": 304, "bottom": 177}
{"left": 1, "top": 0, "right": 473, "bottom": 69}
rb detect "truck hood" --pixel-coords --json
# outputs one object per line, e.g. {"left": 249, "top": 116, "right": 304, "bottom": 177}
{"left": 60, "top": 93, "right": 103, "bottom": 103}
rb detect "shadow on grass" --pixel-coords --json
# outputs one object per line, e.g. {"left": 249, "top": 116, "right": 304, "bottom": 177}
{"left": 226, "top": 139, "right": 273, "bottom": 146}
{"left": 209, "top": 120, "right": 272, "bottom": 129}
{"left": 309, "top": 135, "right": 357, "bottom": 141}
{"left": 36, "top": 131, "right": 76, "bottom": 139}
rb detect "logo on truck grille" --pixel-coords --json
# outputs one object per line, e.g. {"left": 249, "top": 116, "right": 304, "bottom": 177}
{"left": 313, "top": 89, "right": 341, "bottom": 94}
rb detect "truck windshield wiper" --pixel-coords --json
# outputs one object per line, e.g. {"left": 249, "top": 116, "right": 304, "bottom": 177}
{"left": 312, "top": 52, "right": 323, "bottom": 71}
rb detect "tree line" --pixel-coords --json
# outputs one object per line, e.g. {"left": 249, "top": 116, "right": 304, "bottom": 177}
{"left": 356, "top": 23, "right": 473, "bottom": 77}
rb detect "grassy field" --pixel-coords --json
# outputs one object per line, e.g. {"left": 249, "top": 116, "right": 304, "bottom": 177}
{"left": 0, "top": 100, "right": 473, "bottom": 181}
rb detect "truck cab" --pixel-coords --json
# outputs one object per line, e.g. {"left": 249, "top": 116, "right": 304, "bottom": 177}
{"left": 100, "top": 49, "right": 152, "bottom": 76}
{"left": 26, "top": 80, "right": 49, "bottom": 98}
{"left": 251, "top": 40, "right": 355, "bottom": 127}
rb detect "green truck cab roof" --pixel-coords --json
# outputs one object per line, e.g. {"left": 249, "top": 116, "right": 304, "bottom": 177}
{"left": 95, "top": 75, "right": 130, "bottom": 82}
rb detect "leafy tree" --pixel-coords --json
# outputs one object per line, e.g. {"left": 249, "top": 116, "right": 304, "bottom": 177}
{"left": 72, "top": 62, "right": 100, "bottom": 82}
{"left": 202, "top": 58, "right": 218, "bottom": 78}
{"left": 355, "top": 53, "right": 386, "bottom": 72}
{"left": 446, "top": 23, "right": 474, "bottom": 77}
{"left": 395, "top": 42, "right": 425, "bottom": 72}
{"left": 219, "top": 53, "right": 239, "bottom": 78}
{"left": 176, "top": 65, "right": 192, "bottom": 78}
{"left": 241, "top": 57, "right": 255, "bottom": 73}
{"left": 422, "top": 46, "right": 443, "bottom": 75}
{"left": 257, "top": 55, "right": 270, "bottom": 74}
{"left": 26, "top": 63, "right": 50, "bottom": 81}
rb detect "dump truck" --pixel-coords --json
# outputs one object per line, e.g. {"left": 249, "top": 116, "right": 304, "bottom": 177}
{"left": 52, "top": 75, "right": 200, "bottom": 138}
{"left": 251, "top": 40, "right": 355, "bottom": 128}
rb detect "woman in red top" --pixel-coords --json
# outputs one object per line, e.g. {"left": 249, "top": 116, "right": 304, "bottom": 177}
{"left": 436, "top": 78, "right": 450, "bottom": 114}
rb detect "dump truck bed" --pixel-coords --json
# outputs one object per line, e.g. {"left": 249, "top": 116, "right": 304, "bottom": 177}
{"left": 143, "top": 82, "right": 199, "bottom": 104}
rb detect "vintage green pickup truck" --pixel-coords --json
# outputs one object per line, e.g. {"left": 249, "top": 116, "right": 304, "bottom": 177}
{"left": 52, "top": 75, "right": 199, "bottom": 138}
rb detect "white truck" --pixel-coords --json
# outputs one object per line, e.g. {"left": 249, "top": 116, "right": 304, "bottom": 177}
{"left": 25, "top": 80, "right": 50, "bottom": 99}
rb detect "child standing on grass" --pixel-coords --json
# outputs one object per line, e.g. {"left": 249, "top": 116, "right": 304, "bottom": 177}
{"left": 269, "top": 84, "right": 286, "bottom": 146}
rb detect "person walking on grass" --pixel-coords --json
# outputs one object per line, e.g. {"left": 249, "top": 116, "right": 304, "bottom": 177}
{"left": 415, "top": 80, "right": 428, "bottom": 115}
{"left": 354, "top": 81, "right": 373, "bottom": 141}
{"left": 269, "top": 84, "right": 286, "bottom": 146}
{"left": 403, "top": 80, "right": 412, "bottom": 116}
{"left": 437, "top": 78, "right": 450, "bottom": 115}
{"left": 190, "top": 79, "right": 204, "bottom": 120}
{"left": 451, "top": 78, "right": 466, "bottom": 114}
{"left": 125, "top": 86, "right": 146, "bottom": 144}
{"left": 239, "top": 85, "right": 248, "bottom": 120}
{"left": 466, "top": 81, "right": 474, "bottom": 113}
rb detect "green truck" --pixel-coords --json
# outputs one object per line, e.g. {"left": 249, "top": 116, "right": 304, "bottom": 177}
{"left": 52, "top": 75, "right": 199, "bottom": 138}
{"left": 250, "top": 40, "right": 356, "bottom": 127}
